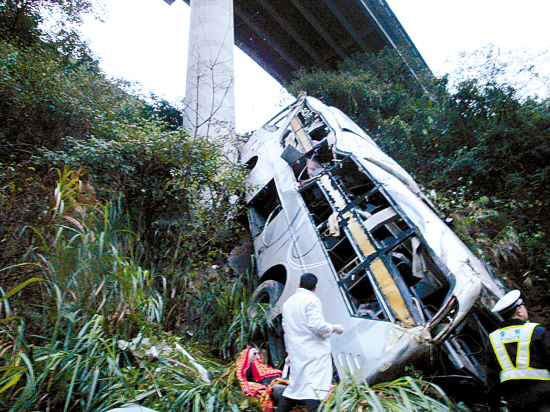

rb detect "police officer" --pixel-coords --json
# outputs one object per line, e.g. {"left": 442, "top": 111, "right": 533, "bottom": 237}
{"left": 486, "top": 290, "right": 550, "bottom": 412}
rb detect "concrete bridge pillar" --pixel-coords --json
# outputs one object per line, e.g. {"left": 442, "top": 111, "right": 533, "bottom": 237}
{"left": 183, "top": 0, "right": 236, "bottom": 139}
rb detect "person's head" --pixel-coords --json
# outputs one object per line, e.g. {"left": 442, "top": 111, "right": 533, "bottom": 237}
{"left": 504, "top": 302, "right": 529, "bottom": 321}
{"left": 248, "top": 347, "right": 261, "bottom": 364}
{"left": 492, "top": 290, "right": 529, "bottom": 321}
{"left": 299, "top": 273, "right": 318, "bottom": 291}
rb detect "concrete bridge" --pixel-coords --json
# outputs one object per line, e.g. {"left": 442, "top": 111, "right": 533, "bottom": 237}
{"left": 170, "top": 0, "right": 429, "bottom": 84}
{"left": 164, "top": 0, "right": 429, "bottom": 137}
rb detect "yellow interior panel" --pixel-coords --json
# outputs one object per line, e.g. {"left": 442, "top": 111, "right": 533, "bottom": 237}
{"left": 290, "top": 117, "right": 313, "bottom": 152}
{"left": 343, "top": 211, "right": 376, "bottom": 256}
{"left": 319, "top": 174, "right": 414, "bottom": 327}
{"left": 320, "top": 175, "right": 375, "bottom": 256}
{"left": 370, "top": 258, "right": 413, "bottom": 326}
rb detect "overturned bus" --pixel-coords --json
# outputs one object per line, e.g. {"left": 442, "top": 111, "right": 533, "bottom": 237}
{"left": 241, "top": 95, "right": 506, "bottom": 389}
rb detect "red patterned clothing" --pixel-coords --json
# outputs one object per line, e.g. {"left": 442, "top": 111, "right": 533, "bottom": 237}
{"left": 236, "top": 347, "right": 289, "bottom": 412}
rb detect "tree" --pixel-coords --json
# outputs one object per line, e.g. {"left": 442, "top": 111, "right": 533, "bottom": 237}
{"left": 0, "top": 0, "right": 105, "bottom": 46}
{"left": 0, "top": 1, "right": 184, "bottom": 270}
{"left": 287, "top": 48, "right": 450, "bottom": 179}
{"left": 40, "top": 119, "right": 247, "bottom": 268}
{"left": 443, "top": 44, "right": 550, "bottom": 101}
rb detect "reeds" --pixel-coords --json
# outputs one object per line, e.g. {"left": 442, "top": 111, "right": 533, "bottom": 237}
{"left": 320, "top": 375, "right": 453, "bottom": 412}
{"left": 0, "top": 168, "right": 466, "bottom": 411}
{"left": 1, "top": 299, "right": 249, "bottom": 411}
{"left": 0, "top": 167, "right": 263, "bottom": 410}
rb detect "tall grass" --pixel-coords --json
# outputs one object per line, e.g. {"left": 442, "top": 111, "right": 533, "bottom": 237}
{"left": 1, "top": 292, "right": 251, "bottom": 411}
{"left": 0, "top": 167, "right": 268, "bottom": 410}
{"left": 190, "top": 257, "right": 273, "bottom": 359}
{"left": 0, "top": 278, "right": 43, "bottom": 396}
{"left": 20, "top": 167, "right": 166, "bottom": 334}
{"left": 321, "top": 376, "right": 453, "bottom": 412}
{"left": 1, "top": 168, "right": 466, "bottom": 411}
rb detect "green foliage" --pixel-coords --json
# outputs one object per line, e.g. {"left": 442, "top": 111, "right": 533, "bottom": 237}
{"left": 0, "top": 277, "right": 42, "bottom": 396}
{"left": 435, "top": 83, "right": 550, "bottom": 303}
{"left": 287, "top": 48, "right": 452, "bottom": 179}
{"left": 320, "top": 376, "right": 452, "bottom": 412}
{"left": 0, "top": 165, "right": 263, "bottom": 410}
{"left": 0, "top": 0, "right": 104, "bottom": 47}
{"left": 1, "top": 290, "right": 250, "bottom": 411}
{"left": 14, "top": 153, "right": 249, "bottom": 355}
{"left": 0, "top": 0, "right": 180, "bottom": 303}
{"left": 11, "top": 167, "right": 165, "bottom": 337}
{"left": 1, "top": 274, "right": 453, "bottom": 411}
{"left": 0, "top": 38, "right": 149, "bottom": 153}
{"left": 0, "top": 166, "right": 245, "bottom": 409}
{"left": 0, "top": 176, "right": 260, "bottom": 409}
{"left": 289, "top": 49, "right": 432, "bottom": 128}
{"left": 39, "top": 120, "right": 248, "bottom": 271}
{"left": 146, "top": 95, "right": 184, "bottom": 130}
{"left": 444, "top": 44, "right": 550, "bottom": 101}
{"left": 188, "top": 259, "right": 273, "bottom": 359}
{"left": 0, "top": 160, "right": 53, "bottom": 281}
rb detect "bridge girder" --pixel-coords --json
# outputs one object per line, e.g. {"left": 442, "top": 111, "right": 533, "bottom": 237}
{"left": 172, "top": 0, "right": 430, "bottom": 85}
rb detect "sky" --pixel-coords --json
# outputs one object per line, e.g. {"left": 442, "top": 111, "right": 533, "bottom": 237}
{"left": 80, "top": 0, "right": 550, "bottom": 132}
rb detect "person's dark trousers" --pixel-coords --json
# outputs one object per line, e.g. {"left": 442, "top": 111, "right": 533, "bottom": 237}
{"left": 501, "top": 380, "right": 550, "bottom": 412}
{"left": 274, "top": 396, "right": 321, "bottom": 412}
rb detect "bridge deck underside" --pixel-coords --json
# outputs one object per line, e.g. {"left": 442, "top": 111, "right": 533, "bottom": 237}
{"left": 180, "top": 0, "right": 429, "bottom": 85}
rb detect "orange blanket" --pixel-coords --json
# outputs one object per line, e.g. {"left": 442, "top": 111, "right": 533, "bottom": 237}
{"left": 236, "top": 347, "right": 289, "bottom": 412}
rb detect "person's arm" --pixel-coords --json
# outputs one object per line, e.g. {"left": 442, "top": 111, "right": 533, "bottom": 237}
{"left": 532, "top": 325, "right": 550, "bottom": 370}
{"left": 305, "top": 298, "right": 334, "bottom": 338}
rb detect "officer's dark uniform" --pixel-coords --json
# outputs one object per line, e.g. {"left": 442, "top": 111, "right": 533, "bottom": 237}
{"left": 486, "top": 317, "right": 550, "bottom": 411}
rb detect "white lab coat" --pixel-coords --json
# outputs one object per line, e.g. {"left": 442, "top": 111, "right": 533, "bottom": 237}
{"left": 281, "top": 288, "right": 334, "bottom": 400}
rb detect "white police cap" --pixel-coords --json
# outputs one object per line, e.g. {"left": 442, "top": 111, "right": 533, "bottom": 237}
{"left": 491, "top": 290, "right": 523, "bottom": 313}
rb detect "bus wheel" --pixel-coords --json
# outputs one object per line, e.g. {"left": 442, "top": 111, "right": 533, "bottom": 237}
{"left": 248, "top": 280, "right": 284, "bottom": 317}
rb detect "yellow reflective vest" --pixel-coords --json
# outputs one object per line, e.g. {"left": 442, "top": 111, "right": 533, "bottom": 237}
{"left": 489, "top": 322, "right": 550, "bottom": 382}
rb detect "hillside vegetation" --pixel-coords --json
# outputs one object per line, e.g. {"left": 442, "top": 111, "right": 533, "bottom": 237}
{"left": 1, "top": 0, "right": 549, "bottom": 411}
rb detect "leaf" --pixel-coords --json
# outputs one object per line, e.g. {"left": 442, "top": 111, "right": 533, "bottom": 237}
{"left": 0, "top": 278, "right": 43, "bottom": 304}
{"left": 0, "top": 371, "right": 24, "bottom": 394}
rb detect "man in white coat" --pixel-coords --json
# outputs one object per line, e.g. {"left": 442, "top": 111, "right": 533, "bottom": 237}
{"left": 274, "top": 273, "right": 344, "bottom": 412}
